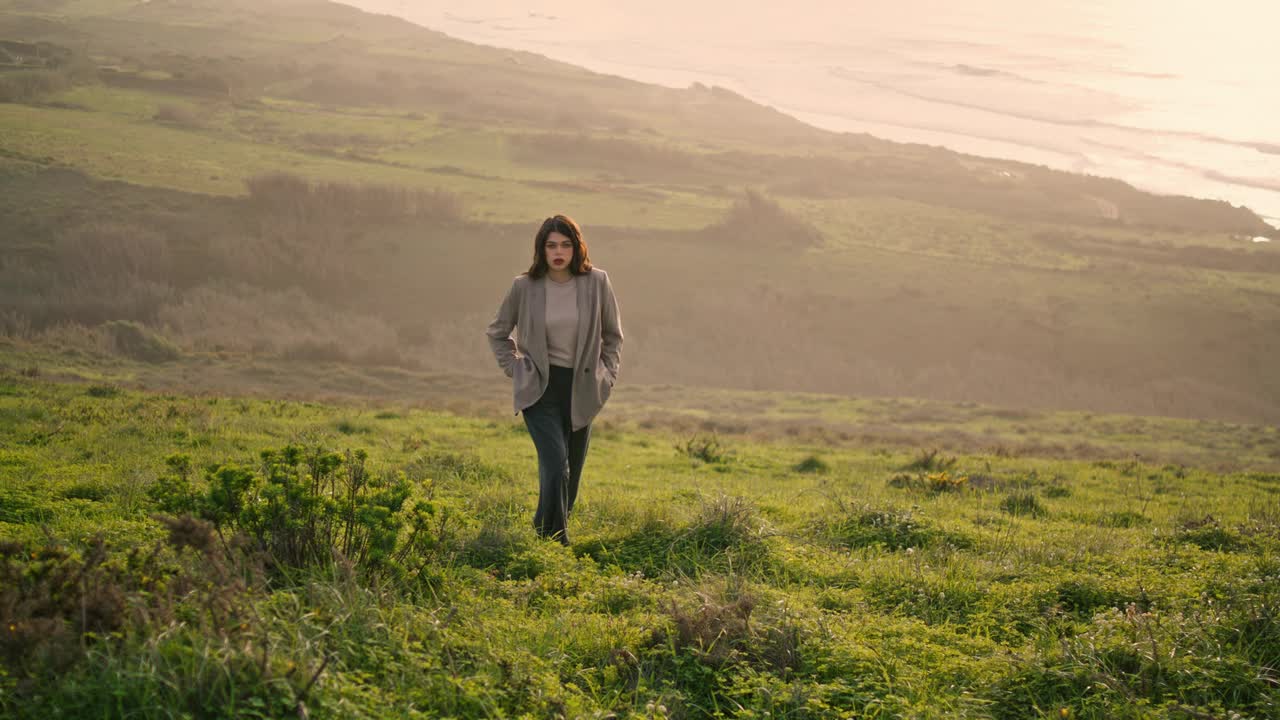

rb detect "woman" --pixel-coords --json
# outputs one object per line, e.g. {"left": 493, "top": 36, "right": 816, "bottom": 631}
{"left": 486, "top": 215, "right": 623, "bottom": 545}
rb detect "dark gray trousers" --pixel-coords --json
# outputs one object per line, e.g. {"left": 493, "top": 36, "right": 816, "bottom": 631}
{"left": 522, "top": 365, "right": 591, "bottom": 545}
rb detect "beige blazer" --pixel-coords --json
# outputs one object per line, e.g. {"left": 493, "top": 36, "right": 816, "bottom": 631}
{"left": 485, "top": 268, "right": 623, "bottom": 430}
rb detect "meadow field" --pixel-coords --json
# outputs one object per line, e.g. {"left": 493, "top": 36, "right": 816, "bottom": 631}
{"left": 3, "top": 2, "right": 1280, "bottom": 716}
{"left": 1, "top": 365, "right": 1279, "bottom": 718}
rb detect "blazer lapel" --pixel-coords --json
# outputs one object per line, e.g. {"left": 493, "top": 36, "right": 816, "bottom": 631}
{"left": 528, "top": 277, "right": 548, "bottom": 374}
{"left": 573, "top": 272, "right": 591, "bottom": 370}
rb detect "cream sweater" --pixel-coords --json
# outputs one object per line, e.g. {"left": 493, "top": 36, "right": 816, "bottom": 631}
{"left": 545, "top": 275, "right": 579, "bottom": 368}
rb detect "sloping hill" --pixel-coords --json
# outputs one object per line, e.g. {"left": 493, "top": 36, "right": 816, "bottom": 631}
{"left": 2, "top": 0, "right": 1279, "bottom": 424}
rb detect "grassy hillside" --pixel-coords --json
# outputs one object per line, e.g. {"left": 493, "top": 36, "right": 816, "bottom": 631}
{"left": 3, "top": 159, "right": 1278, "bottom": 423}
{"left": 2, "top": 373, "right": 1278, "bottom": 718}
{"left": 3, "top": 337, "right": 1278, "bottom": 473}
{"left": 2, "top": 0, "right": 1279, "bottom": 426}
{"left": 3, "top": 4, "right": 1278, "bottom": 718}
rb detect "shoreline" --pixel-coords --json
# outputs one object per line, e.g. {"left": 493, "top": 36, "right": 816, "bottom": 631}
{"left": 347, "top": 2, "right": 1280, "bottom": 229}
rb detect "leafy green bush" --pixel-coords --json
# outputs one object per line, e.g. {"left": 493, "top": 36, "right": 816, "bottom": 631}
{"left": 0, "top": 525, "right": 324, "bottom": 719}
{"left": 155, "top": 445, "right": 459, "bottom": 583}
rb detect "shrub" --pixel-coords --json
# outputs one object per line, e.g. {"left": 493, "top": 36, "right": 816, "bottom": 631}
{"left": 148, "top": 453, "right": 200, "bottom": 515}
{"left": 0, "top": 525, "right": 329, "bottom": 719}
{"left": 1001, "top": 492, "right": 1047, "bottom": 518}
{"left": 654, "top": 580, "right": 802, "bottom": 680}
{"left": 887, "top": 470, "right": 969, "bottom": 493}
{"left": 926, "top": 471, "right": 969, "bottom": 492}
{"left": 792, "top": 455, "right": 829, "bottom": 474}
{"left": 459, "top": 520, "right": 529, "bottom": 572}
{"left": 159, "top": 445, "right": 458, "bottom": 582}
{"left": 334, "top": 418, "right": 371, "bottom": 435}
{"left": 0, "top": 538, "right": 151, "bottom": 679}
{"left": 1042, "top": 483, "right": 1072, "bottom": 498}
{"left": 701, "top": 189, "right": 822, "bottom": 247}
{"left": 54, "top": 222, "right": 173, "bottom": 285}
{"left": 103, "top": 320, "right": 181, "bottom": 362}
{"left": 157, "top": 283, "right": 402, "bottom": 364}
{"left": 0, "top": 69, "right": 69, "bottom": 103}
{"left": 245, "top": 172, "right": 463, "bottom": 223}
{"left": 1170, "top": 515, "right": 1247, "bottom": 552}
{"left": 0, "top": 309, "right": 30, "bottom": 338}
{"left": 62, "top": 482, "right": 108, "bottom": 502}
{"left": 676, "top": 433, "right": 730, "bottom": 464}
{"left": 901, "top": 448, "right": 958, "bottom": 472}
{"left": 152, "top": 103, "right": 203, "bottom": 128}
{"left": 1100, "top": 510, "right": 1149, "bottom": 528}
{"left": 689, "top": 494, "right": 766, "bottom": 558}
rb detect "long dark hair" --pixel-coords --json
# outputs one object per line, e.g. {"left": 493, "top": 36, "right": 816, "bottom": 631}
{"left": 526, "top": 214, "right": 592, "bottom": 278}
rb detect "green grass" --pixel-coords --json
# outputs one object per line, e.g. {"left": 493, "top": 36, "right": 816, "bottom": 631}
{"left": 3, "top": 338, "right": 1277, "bottom": 472}
{"left": 1, "top": 371, "right": 1277, "bottom": 718}
{"left": 0, "top": 92, "right": 728, "bottom": 228}
{"left": 2, "top": 9, "right": 1280, "bottom": 712}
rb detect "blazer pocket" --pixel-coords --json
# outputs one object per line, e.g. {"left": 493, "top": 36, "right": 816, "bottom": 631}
{"left": 513, "top": 356, "right": 531, "bottom": 382}
{"left": 594, "top": 363, "right": 613, "bottom": 387}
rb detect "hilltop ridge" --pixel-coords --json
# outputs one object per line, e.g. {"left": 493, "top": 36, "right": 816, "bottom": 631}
{"left": 2, "top": 0, "right": 1279, "bottom": 424}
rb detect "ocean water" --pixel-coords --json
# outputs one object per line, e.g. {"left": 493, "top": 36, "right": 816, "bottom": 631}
{"left": 351, "top": 0, "right": 1280, "bottom": 228}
